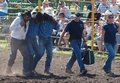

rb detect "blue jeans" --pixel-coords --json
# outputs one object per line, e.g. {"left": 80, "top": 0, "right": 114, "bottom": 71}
{"left": 32, "top": 37, "right": 53, "bottom": 72}
{"left": 66, "top": 40, "right": 85, "bottom": 72}
{"left": 0, "top": 12, "right": 5, "bottom": 16}
{"left": 25, "top": 36, "right": 40, "bottom": 71}
{"left": 8, "top": 37, "right": 31, "bottom": 73}
{"left": 103, "top": 42, "right": 116, "bottom": 70}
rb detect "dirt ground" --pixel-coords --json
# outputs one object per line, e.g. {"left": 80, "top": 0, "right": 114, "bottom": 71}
{"left": 0, "top": 50, "right": 120, "bottom": 83}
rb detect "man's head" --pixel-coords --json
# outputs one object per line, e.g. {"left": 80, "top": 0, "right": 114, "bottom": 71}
{"left": 36, "top": 12, "right": 44, "bottom": 22}
{"left": 58, "top": 1, "right": 65, "bottom": 7}
{"left": 23, "top": 10, "right": 31, "bottom": 22}
{"left": 107, "top": 14, "right": 114, "bottom": 23}
{"left": 57, "top": 13, "right": 65, "bottom": 20}
{"left": 73, "top": 12, "right": 81, "bottom": 22}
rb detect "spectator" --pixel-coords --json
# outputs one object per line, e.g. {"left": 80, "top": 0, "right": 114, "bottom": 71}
{"left": 54, "top": 1, "right": 71, "bottom": 19}
{"left": 58, "top": 12, "right": 87, "bottom": 75}
{"left": 32, "top": 13, "right": 60, "bottom": 76}
{"left": 115, "top": 14, "right": 120, "bottom": 53}
{"left": 87, "top": 0, "right": 100, "bottom": 11}
{"left": 97, "top": 0, "right": 110, "bottom": 13}
{"left": 87, "top": 5, "right": 101, "bottom": 26}
{"left": 100, "top": 14, "right": 120, "bottom": 77}
{"left": 84, "top": 20, "right": 92, "bottom": 40}
{"left": 109, "top": 0, "right": 119, "bottom": 15}
{"left": 0, "top": 0, "right": 8, "bottom": 16}
{"left": 0, "top": 0, "right": 8, "bottom": 23}
{"left": 53, "top": 13, "right": 69, "bottom": 51}
{"left": 6, "top": 10, "right": 32, "bottom": 77}
{"left": 41, "top": 0, "right": 50, "bottom": 13}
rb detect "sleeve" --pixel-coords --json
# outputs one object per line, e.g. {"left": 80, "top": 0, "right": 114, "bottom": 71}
{"left": 10, "top": 17, "right": 22, "bottom": 31}
{"left": 102, "top": 24, "right": 106, "bottom": 30}
{"left": 64, "top": 23, "right": 70, "bottom": 32}
{"left": 53, "top": 24, "right": 60, "bottom": 30}
{"left": 87, "top": 12, "right": 91, "bottom": 18}
{"left": 97, "top": 4, "right": 101, "bottom": 13}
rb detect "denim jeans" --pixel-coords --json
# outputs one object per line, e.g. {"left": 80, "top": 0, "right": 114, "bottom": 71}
{"left": 103, "top": 42, "right": 116, "bottom": 70}
{"left": 32, "top": 37, "right": 53, "bottom": 72}
{"left": 8, "top": 37, "right": 31, "bottom": 73}
{"left": 66, "top": 40, "right": 85, "bottom": 72}
{"left": 25, "top": 36, "right": 40, "bottom": 71}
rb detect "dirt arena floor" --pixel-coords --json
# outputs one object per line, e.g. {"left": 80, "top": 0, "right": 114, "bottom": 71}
{"left": 0, "top": 50, "right": 120, "bottom": 83}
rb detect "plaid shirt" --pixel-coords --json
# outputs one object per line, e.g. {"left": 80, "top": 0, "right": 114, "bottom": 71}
{"left": 97, "top": 3, "right": 110, "bottom": 13}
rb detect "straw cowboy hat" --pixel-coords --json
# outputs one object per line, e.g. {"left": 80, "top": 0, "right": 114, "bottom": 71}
{"left": 44, "top": 7, "right": 54, "bottom": 16}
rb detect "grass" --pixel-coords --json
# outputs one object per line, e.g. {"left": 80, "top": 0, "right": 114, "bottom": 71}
{"left": 53, "top": 50, "right": 120, "bottom": 60}
{"left": 0, "top": 38, "right": 120, "bottom": 60}
{"left": 0, "top": 39, "right": 9, "bottom": 50}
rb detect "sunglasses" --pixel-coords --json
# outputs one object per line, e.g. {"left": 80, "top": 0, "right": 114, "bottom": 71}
{"left": 59, "top": 4, "right": 62, "bottom": 5}
{"left": 25, "top": 15, "right": 31, "bottom": 19}
{"left": 108, "top": 16, "right": 114, "bottom": 19}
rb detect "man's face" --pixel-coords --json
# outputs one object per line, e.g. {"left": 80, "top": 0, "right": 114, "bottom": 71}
{"left": 24, "top": 15, "right": 31, "bottom": 22}
{"left": 74, "top": 17, "right": 80, "bottom": 22}
{"left": 59, "top": 3, "right": 64, "bottom": 7}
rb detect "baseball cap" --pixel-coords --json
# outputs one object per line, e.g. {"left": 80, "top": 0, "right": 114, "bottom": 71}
{"left": 73, "top": 12, "right": 81, "bottom": 18}
{"left": 108, "top": 13, "right": 114, "bottom": 17}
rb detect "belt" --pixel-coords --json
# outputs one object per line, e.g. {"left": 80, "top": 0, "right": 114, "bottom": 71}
{"left": 39, "top": 36, "right": 51, "bottom": 38}
{"left": 72, "top": 39, "right": 81, "bottom": 41}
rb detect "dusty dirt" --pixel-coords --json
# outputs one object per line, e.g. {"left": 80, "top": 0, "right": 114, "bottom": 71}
{"left": 0, "top": 50, "right": 120, "bottom": 83}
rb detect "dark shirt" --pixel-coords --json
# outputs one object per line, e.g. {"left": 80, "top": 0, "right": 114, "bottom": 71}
{"left": 64, "top": 20, "right": 84, "bottom": 41}
{"left": 103, "top": 23, "right": 118, "bottom": 44}
{"left": 26, "top": 18, "right": 40, "bottom": 38}
{"left": 38, "top": 20, "right": 60, "bottom": 37}
{"left": 87, "top": 12, "right": 101, "bottom": 21}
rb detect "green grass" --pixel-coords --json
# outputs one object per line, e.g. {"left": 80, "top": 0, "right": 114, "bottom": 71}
{"left": 0, "top": 39, "right": 9, "bottom": 50}
{"left": 0, "top": 38, "right": 120, "bottom": 60}
{"left": 53, "top": 50, "right": 120, "bottom": 60}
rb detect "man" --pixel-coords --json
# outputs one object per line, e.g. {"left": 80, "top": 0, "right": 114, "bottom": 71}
{"left": 58, "top": 12, "right": 87, "bottom": 75}
{"left": 32, "top": 13, "right": 60, "bottom": 76}
{"left": 97, "top": 0, "right": 110, "bottom": 13}
{"left": 6, "top": 10, "right": 32, "bottom": 77}
{"left": 54, "top": 1, "right": 71, "bottom": 18}
{"left": 26, "top": 12, "right": 43, "bottom": 75}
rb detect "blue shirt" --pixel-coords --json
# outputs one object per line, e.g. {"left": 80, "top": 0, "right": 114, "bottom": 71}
{"left": 26, "top": 18, "right": 40, "bottom": 37}
{"left": 64, "top": 20, "right": 84, "bottom": 41}
{"left": 38, "top": 20, "right": 60, "bottom": 37}
{"left": 103, "top": 23, "right": 118, "bottom": 44}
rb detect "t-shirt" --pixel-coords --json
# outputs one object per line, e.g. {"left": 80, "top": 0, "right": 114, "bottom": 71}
{"left": 64, "top": 20, "right": 84, "bottom": 41}
{"left": 103, "top": 23, "right": 118, "bottom": 44}
{"left": 87, "top": 12, "right": 101, "bottom": 21}
{"left": 109, "top": 5, "right": 119, "bottom": 14}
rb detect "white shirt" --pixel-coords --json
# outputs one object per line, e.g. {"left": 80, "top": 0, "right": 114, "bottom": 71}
{"left": 61, "top": 6, "right": 71, "bottom": 18}
{"left": 86, "top": 26, "right": 92, "bottom": 37}
{"left": 110, "top": 4, "right": 119, "bottom": 14}
{"left": 10, "top": 15, "right": 29, "bottom": 40}
{"left": 0, "top": 1, "right": 8, "bottom": 14}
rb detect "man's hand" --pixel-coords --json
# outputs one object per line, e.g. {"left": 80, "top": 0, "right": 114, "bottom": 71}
{"left": 20, "top": 19, "right": 25, "bottom": 27}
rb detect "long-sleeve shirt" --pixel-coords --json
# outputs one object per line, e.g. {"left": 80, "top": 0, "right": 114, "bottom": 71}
{"left": 0, "top": 1, "right": 8, "bottom": 14}
{"left": 26, "top": 18, "right": 40, "bottom": 38}
{"left": 38, "top": 20, "right": 60, "bottom": 37}
{"left": 10, "top": 15, "right": 29, "bottom": 40}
